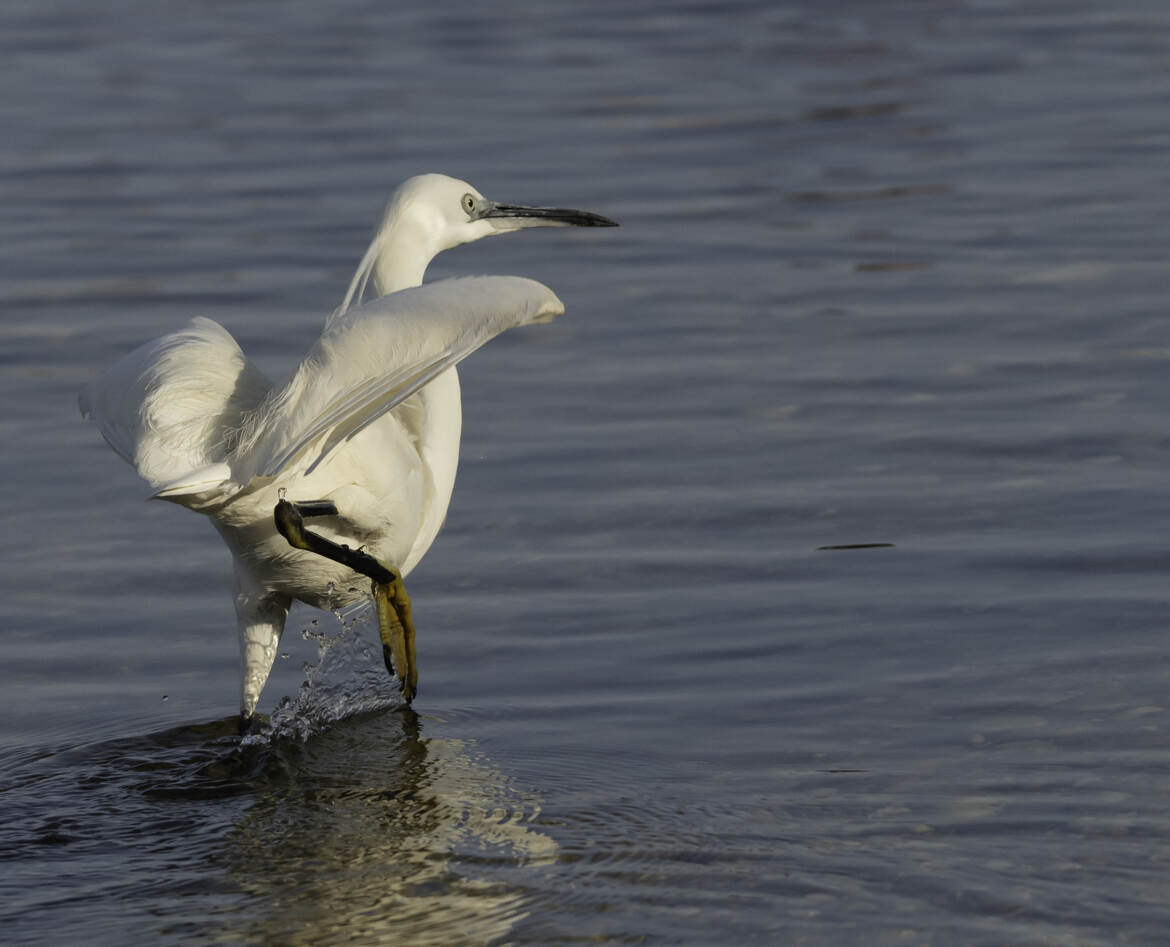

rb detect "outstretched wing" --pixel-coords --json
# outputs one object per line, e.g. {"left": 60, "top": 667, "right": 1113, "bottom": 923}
{"left": 243, "top": 275, "right": 564, "bottom": 482}
{"left": 79, "top": 317, "right": 273, "bottom": 496}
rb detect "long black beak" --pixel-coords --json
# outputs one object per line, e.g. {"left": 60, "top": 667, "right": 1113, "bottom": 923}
{"left": 478, "top": 202, "right": 618, "bottom": 227}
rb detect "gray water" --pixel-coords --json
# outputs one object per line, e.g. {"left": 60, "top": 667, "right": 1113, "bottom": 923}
{"left": 3, "top": 0, "right": 1170, "bottom": 943}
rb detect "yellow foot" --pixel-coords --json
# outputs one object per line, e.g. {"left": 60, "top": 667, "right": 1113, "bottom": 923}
{"left": 374, "top": 575, "right": 418, "bottom": 703}
{"left": 274, "top": 499, "right": 417, "bottom": 701}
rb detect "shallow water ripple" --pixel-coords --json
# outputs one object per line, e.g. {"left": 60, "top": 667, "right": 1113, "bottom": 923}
{"left": 5, "top": 0, "right": 1170, "bottom": 943}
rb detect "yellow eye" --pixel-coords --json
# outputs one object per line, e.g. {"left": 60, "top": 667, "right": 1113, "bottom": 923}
{"left": 461, "top": 194, "right": 475, "bottom": 215}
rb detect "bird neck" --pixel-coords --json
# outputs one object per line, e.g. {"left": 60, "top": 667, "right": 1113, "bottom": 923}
{"left": 371, "top": 215, "right": 440, "bottom": 295}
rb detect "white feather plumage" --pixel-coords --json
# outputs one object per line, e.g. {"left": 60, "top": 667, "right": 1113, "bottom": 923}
{"left": 83, "top": 276, "right": 562, "bottom": 505}
{"left": 80, "top": 172, "right": 612, "bottom": 721}
{"left": 83, "top": 275, "right": 562, "bottom": 718}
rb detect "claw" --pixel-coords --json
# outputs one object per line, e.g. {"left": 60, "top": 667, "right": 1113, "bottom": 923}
{"left": 375, "top": 577, "right": 417, "bottom": 702}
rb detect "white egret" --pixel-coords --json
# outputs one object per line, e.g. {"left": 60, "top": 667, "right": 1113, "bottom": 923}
{"left": 80, "top": 174, "right": 617, "bottom": 729}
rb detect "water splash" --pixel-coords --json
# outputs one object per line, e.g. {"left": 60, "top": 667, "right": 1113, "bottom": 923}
{"left": 244, "top": 603, "right": 402, "bottom": 745}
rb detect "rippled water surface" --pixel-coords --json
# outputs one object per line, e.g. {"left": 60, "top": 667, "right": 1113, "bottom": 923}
{"left": 4, "top": 1, "right": 1170, "bottom": 943}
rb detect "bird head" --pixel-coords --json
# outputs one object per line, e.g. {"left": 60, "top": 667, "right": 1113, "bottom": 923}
{"left": 390, "top": 173, "right": 617, "bottom": 252}
{"left": 335, "top": 173, "right": 617, "bottom": 316}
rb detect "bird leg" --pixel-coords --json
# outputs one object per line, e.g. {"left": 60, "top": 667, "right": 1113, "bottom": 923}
{"left": 273, "top": 499, "right": 418, "bottom": 702}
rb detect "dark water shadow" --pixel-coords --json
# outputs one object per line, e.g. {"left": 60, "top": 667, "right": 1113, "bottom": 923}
{"left": 1, "top": 708, "right": 554, "bottom": 946}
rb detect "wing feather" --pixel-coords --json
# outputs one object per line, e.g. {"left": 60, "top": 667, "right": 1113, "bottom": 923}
{"left": 244, "top": 276, "right": 563, "bottom": 482}
{"left": 80, "top": 317, "right": 273, "bottom": 493}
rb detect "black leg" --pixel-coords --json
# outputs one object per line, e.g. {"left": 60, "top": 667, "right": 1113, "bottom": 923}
{"left": 274, "top": 499, "right": 396, "bottom": 584}
{"left": 292, "top": 500, "right": 343, "bottom": 519}
{"left": 273, "top": 499, "right": 418, "bottom": 703}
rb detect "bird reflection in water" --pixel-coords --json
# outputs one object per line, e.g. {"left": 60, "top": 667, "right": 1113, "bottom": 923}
{"left": 212, "top": 708, "right": 556, "bottom": 946}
